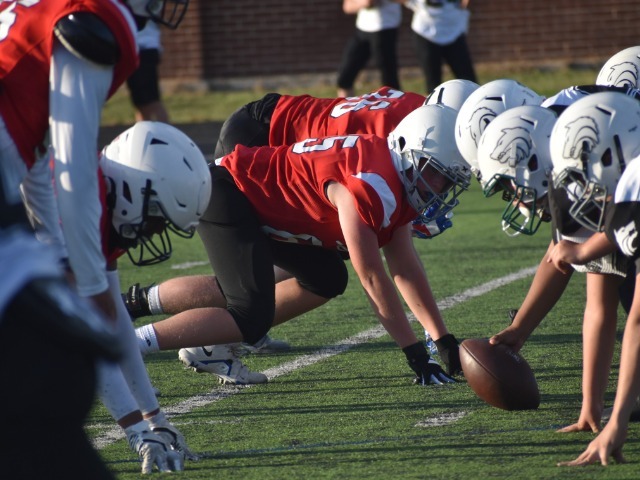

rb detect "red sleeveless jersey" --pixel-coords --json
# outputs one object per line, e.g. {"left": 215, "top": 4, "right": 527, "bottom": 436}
{"left": 0, "top": 0, "right": 138, "bottom": 167}
{"left": 220, "top": 134, "right": 417, "bottom": 253}
{"left": 269, "top": 87, "right": 425, "bottom": 146}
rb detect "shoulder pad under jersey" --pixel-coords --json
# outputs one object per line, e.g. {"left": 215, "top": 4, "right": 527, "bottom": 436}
{"left": 54, "top": 12, "right": 120, "bottom": 66}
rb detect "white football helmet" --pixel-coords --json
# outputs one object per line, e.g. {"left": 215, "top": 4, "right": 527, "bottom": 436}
{"left": 596, "top": 46, "right": 640, "bottom": 88}
{"left": 477, "top": 106, "right": 557, "bottom": 235}
{"left": 126, "top": 0, "right": 189, "bottom": 29}
{"left": 424, "top": 79, "right": 480, "bottom": 111}
{"left": 455, "top": 79, "right": 545, "bottom": 180}
{"left": 550, "top": 91, "right": 640, "bottom": 232}
{"left": 100, "top": 121, "right": 212, "bottom": 265}
{"left": 388, "top": 104, "right": 471, "bottom": 221}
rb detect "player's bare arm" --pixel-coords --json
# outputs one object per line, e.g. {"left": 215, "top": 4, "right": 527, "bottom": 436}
{"left": 383, "top": 223, "right": 448, "bottom": 341}
{"left": 548, "top": 232, "right": 617, "bottom": 272}
{"left": 328, "top": 181, "right": 420, "bottom": 348}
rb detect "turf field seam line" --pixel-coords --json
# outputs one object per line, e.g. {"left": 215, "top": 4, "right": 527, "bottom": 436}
{"left": 93, "top": 265, "right": 537, "bottom": 450}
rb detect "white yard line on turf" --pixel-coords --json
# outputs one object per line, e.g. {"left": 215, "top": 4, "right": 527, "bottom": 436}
{"left": 93, "top": 265, "right": 537, "bottom": 449}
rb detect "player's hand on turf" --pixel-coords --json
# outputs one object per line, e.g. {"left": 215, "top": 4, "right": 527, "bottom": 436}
{"left": 152, "top": 422, "right": 199, "bottom": 461}
{"left": 434, "top": 333, "right": 462, "bottom": 376}
{"left": 557, "top": 418, "right": 601, "bottom": 434}
{"left": 412, "top": 357, "right": 456, "bottom": 385}
{"left": 126, "top": 421, "right": 185, "bottom": 474}
{"left": 557, "top": 423, "right": 627, "bottom": 467}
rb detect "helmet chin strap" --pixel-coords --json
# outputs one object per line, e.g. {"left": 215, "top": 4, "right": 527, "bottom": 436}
{"left": 501, "top": 219, "right": 523, "bottom": 237}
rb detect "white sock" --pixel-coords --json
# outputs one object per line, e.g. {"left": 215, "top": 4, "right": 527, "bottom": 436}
{"left": 147, "top": 285, "right": 164, "bottom": 315}
{"left": 136, "top": 324, "right": 160, "bottom": 355}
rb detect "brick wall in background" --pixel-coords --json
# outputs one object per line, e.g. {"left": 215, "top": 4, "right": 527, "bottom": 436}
{"left": 159, "top": 0, "right": 640, "bottom": 87}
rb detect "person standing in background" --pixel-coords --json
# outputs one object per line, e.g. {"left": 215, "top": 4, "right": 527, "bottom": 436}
{"left": 405, "top": 0, "right": 477, "bottom": 94}
{"left": 127, "top": 20, "right": 170, "bottom": 122}
{"left": 337, "top": 0, "right": 403, "bottom": 97}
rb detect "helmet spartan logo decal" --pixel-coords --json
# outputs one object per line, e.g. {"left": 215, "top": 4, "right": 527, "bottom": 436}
{"left": 601, "top": 61, "right": 640, "bottom": 88}
{"left": 466, "top": 107, "right": 497, "bottom": 146}
{"left": 614, "top": 220, "right": 638, "bottom": 257}
{"left": 490, "top": 126, "right": 532, "bottom": 167}
{"left": 561, "top": 116, "right": 600, "bottom": 160}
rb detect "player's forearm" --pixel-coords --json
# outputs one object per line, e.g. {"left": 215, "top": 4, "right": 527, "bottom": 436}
{"left": 515, "top": 243, "right": 573, "bottom": 337}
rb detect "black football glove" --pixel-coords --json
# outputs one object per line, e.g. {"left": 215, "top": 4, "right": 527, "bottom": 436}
{"left": 434, "top": 333, "right": 462, "bottom": 376}
{"left": 403, "top": 342, "right": 455, "bottom": 385}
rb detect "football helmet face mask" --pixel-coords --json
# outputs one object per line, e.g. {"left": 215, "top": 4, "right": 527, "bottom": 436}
{"left": 424, "top": 79, "right": 480, "bottom": 111}
{"left": 388, "top": 104, "right": 471, "bottom": 221}
{"left": 100, "top": 121, "right": 212, "bottom": 266}
{"left": 126, "top": 0, "right": 188, "bottom": 29}
{"left": 596, "top": 46, "right": 640, "bottom": 89}
{"left": 477, "top": 106, "right": 557, "bottom": 235}
{"left": 550, "top": 91, "right": 640, "bottom": 232}
{"left": 455, "top": 79, "right": 545, "bottom": 182}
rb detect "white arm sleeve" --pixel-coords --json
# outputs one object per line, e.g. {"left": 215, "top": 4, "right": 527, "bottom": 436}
{"left": 49, "top": 41, "right": 112, "bottom": 297}
{"left": 20, "top": 147, "right": 68, "bottom": 261}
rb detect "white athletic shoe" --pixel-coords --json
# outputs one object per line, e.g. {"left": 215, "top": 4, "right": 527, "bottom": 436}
{"left": 240, "top": 334, "right": 291, "bottom": 354}
{"left": 178, "top": 345, "right": 268, "bottom": 385}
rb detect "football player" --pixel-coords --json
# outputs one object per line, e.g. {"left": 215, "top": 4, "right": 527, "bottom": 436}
{"left": 0, "top": 0, "right": 189, "bottom": 325}
{"left": 547, "top": 104, "right": 640, "bottom": 467}
{"left": 484, "top": 92, "right": 640, "bottom": 434}
{"left": 135, "top": 104, "right": 470, "bottom": 386}
{"left": 0, "top": 0, "right": 192, "bottom": 474}
{"left": 94, "top": 121, "right": 210, "bottom": 473}
{"left": 125, "top": 84, "right": 474, "bottom": 383}
{"left": 213, "top": 86, "right": 427, "bottom": 158}
{"left": 0, "top": 215, "right": 119, "bottom": 478}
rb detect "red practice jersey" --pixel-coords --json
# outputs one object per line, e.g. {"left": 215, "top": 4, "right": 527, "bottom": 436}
{"left": 0, "top": 0, "right": 138, "bottom": 167}
{"left": 269, "top": 87, "right": 425, "bottom": 146}
{"left": 220, "top": 134, "right": 417, "bottom": 254}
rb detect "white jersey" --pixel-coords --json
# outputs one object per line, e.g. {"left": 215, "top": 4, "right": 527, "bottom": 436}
{"left": 543, "top": 85, "right": 640, "bottom": 113}
{"left": 355, "top": 1, "right": 402, "bottom": 32}
{"left": 407, "top": 0, "right": 470, "bottom": 44}
{"left": 136, "top": 20, "right": 162, "bottom": 51}
{"left": 615, "top": 155, "right": 640, "bottom": 204}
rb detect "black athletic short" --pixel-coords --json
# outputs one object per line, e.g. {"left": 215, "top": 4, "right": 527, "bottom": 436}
{"left": 197, "top": 166, "right": 348, "bottom": 344}
{"left": 126, "top": 48, "right": 162, "bottom": 107}
{"left": 213, "top": 93, "right": 281, "bottom": 158}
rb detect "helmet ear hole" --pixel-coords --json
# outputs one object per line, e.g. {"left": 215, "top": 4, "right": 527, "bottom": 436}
{"left": 122, "top": 181, "right": 133, "bottom": 203}
{"left": 601, "top": 148, "right": 612, "bottom": 167}
{"left": 527, "top": 154, "right": 539, "bottom": 172}
{"left": 398, "top": 137, "right": 406, "bottom": 151}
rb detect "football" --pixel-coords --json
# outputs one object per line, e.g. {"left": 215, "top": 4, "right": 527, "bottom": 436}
{"left": 459, "top": 338, "right": 540, "bottom": 411}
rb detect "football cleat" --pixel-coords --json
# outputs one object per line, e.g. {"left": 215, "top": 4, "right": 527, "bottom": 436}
{"left": 239, "top": 334, "right": 291, "bottom": 354}
{"left": 178, "top": 345, "right": 268, "bottom": 385}
{"left": 123, "top": 283, "right": 152, "bottom": 320}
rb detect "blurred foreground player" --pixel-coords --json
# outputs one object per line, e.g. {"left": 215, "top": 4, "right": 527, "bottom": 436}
{"left": 0, "top": 197, "right": 120, "bottom": 478}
